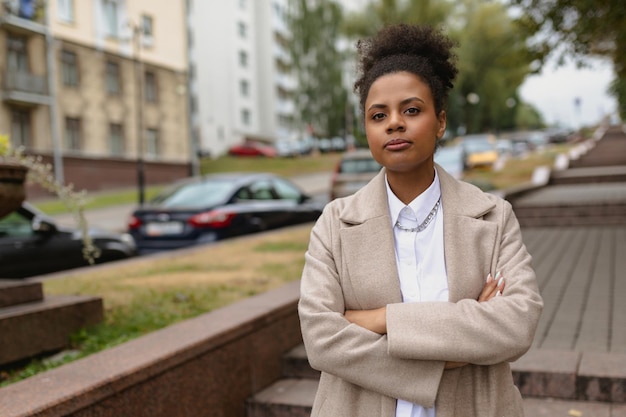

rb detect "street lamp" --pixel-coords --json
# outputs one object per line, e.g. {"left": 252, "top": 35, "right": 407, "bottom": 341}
{"left": 130, "top": 22, "right": 145, "bottom": 206}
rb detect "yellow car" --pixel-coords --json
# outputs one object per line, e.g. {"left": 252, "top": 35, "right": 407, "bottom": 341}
{"left": 460, "top": 135, "right": 499, "bottom": 170}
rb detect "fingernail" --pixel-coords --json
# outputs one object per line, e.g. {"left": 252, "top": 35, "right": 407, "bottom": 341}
{"left": 497, "top": 277, "right": 504, "bottom": 287}
{"left": 496, "top": 290, "right": 502, "bottom": 297}
{"left": 495, "top": 271, "right": 501, "bottom": 281}
{"left": 486, "top": 273, "right": 492, "bottom": 283}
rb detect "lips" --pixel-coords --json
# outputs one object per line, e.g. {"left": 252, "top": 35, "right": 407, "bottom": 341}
{"left": 384, "top": 138, "right": 411, "bottom": 151}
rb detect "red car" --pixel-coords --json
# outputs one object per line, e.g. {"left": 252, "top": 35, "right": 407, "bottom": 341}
{"left": 228, "top": 142, "right": 277, "bottom": 157}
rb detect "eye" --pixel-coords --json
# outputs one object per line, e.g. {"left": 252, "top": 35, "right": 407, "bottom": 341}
{"left": 405, "top": 107, "right": 421, "bottom": 115}
{"left": 371, "top": 112, "right": 386, "bottom": 121}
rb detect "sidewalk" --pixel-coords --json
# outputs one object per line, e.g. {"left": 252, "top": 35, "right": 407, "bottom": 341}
{"left": 507, "top": 125, "right": 626, "bottom": 411}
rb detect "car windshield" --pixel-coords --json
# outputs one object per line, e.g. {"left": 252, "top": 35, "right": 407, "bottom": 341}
{"left": 340, "top": 158, "right": 381, "bottom": 174}
{"left": 150, "top": 179, "right": 234, "bottom": 209}
{"left": 435, "top": 147, "right": 462, "bottom": 163}
{"left": 464, "top": 140, "right": 494, "bottom": 152}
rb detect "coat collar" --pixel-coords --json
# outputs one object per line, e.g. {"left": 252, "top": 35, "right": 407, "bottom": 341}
{"left": 337, "top": 164, "right": 498, "bottom": 304}
{"left": 338, "top": 164, "right": 496, "bottom": 225}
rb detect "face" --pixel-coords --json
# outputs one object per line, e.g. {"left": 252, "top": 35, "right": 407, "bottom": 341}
{"left": 364, "top": 71, "right": 446, "bottom": 176}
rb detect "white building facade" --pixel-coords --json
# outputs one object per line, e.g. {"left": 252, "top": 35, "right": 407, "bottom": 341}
{"left": 187, "top": 0, "right": 297, "bottom": 157}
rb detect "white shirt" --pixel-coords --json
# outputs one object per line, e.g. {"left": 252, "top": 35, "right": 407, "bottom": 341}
{"left": 386, "top": 171, "right": 449, "bottom": 417}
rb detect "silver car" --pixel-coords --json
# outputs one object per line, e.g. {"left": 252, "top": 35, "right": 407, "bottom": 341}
{"left": 330, "top": 149, "right": 382, "bottom": 200}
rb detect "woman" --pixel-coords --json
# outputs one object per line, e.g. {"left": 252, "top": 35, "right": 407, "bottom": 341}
{"left": 298, "top": 24, "right": 543, "bottom": 417}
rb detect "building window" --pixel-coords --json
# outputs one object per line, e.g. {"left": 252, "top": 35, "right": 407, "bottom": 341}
{"left": 6, "top": 34, "right": 28, "bottom": 71}
{"left": 240, "top": 79, "right": 249, "bottom": 97}
{"left": 61, "top": 50, "right": 79, "bottom": 87}
{"left": 238, "top": 21, "right": 246, "bottom": 38}
{"left": 58, "top": 0, "right": 74, "bottom": 23}
{"left": 105, "top": 60, "right": 121, "bottom": 95}
{"left": 65, "top": 117, "right": 81, "bottom": 151}
{"left": 239, "top": 50, "right": 248, "bottom": 67}
{"left": 108, "top": 123, "right": 124, "bottom": 156}
{"left": 241, "top": 109, "right": 251, "bottom": 126}
{"left": 102, "top": 0, "right": 119, "bottom": 38}
{"left": 141, "top": 14, "right": 153, "bottom": 47}
{"left": 144, "top": 70, "right": 158, "bottom": 103}
{"left": 145, "top": 128, "right": 159, "bottom": 158}
{"left": 11, "top": 109, "right": 30, "bottom": 148}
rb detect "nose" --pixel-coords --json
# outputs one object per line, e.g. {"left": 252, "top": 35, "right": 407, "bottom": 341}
{"left": 386, "top": 111, "right": 405, "bottom": 133}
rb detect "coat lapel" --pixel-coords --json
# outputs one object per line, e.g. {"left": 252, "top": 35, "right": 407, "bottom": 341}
{"left": 437, "top": 165, "right": 498, "bottom": 302}
{"left": 336, "top": 166, "right": 499, "bottom": 308}
{"left": 338, "top": 171, "right": 402, "bottom": 309}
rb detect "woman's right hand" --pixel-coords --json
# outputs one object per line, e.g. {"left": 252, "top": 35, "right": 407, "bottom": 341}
{"left": 445, "top": 272, "right": 505, "bottom": 369}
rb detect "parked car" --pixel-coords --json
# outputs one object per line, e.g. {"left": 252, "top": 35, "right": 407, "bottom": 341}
{"left": 330, "top": 149, "right": 382, "bottom": 200}
{"left": 228, "top": 142, "right": 277, "bottom": 157}
{"left": 127, "top": 172, "right": 324, "bottom": 254}
{"left": 434, "top": 145, "right": 465, "bottom": 179}
{"left": 458, "top": 134, "right": 499, "bottom": 170}
{"left": 495, "top": 139, "right": 514, "bottom": 157}
{"left": 0, "top": 203, "right": 137, "bottom": 279}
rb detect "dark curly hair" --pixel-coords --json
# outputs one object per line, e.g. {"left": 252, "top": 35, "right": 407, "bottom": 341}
{"left": 354, "top": 24, "right": 458, "bottom": 116}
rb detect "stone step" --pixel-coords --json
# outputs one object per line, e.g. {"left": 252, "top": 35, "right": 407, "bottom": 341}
{"left": 550, "top": 166, "right": 626, "bottom": 185}
{"left": 246, "top": 378, "right": 316, "bottom": 417}
{"left": 281, "top": 344, "right": 320, "bottom": 380}
{"left": 248, "top": 377, "right": 626, "bottom": 417}
{"left": 513, "top": 204, "right": 626, "bottom": 227}
{"left": 0, "top": 279, "right": 43, "bottom": 308}
{"left": 0, "top": 294, "right": 103, "bottom": 367}
{"left": 247, "top": 345, "right": 626, "bottom": 410}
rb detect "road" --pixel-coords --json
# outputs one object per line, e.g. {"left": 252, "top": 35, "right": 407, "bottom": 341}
{"left": 52, "top": 172, "right": 333, "bottom": 233}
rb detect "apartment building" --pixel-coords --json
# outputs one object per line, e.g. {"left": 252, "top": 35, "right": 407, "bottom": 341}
{"left": 187, "top": 0, "right": 297, "bottom": 157}
{"left": 0, "top": 0, "right": 191, "bottom": 196}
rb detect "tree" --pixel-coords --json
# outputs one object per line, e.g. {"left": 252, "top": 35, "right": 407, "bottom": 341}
{"left": 448, "top": 1, "right": 537, "bottom": 133}
{"left": 343, "top": 0, "right": 453, "bottom": 38}
{"left": 287, "top": 0, "right": 349, "bottom": 139}
{"left": 511, "top": 0, "right": 626, "bottom": 120}
{"left": 341, "top": 0, "right": 540, "bottom": 134}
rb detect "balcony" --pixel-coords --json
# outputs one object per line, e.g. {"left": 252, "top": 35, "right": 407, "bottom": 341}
{"left": 0, "top": 0, "right": 46, "bottom": 35}
{"left": 1, "top": 69, "right": 51, "bottom": 105}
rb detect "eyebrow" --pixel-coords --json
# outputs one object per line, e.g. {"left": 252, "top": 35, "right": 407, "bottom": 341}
{"left": 367, "top": 96, "right": 425, "bottom": 112}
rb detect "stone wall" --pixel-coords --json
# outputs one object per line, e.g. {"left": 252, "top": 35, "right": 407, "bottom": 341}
{"left": 0, "top": 281, "right": 302, "bottom": 417}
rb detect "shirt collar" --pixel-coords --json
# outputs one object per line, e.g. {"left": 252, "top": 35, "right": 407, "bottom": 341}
{"left": 386, "top": 169, "right": 441, "bottom": 228}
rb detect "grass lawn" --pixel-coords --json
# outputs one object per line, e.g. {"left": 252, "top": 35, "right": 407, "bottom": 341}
{"left": 1, "top": 143, "right": 576, "bottom": 386}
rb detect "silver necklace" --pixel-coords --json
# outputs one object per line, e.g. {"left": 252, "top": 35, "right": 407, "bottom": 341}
{"left": 395, "top": 197, "right": 441, "bottom": 233}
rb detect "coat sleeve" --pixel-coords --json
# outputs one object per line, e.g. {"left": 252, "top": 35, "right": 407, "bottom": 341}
{"left": 386, "top": 199, "right": 544, "bottom": 365}
{"left": 298, "top": 204, "right": 445, "bottom": 408}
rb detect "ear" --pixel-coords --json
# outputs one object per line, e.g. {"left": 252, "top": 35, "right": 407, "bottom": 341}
{"left": 437, "top": 111, "right": 447, "bottom": 138}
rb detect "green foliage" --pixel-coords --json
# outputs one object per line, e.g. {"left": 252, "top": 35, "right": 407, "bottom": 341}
{"left": 342, "top": 0, "right": 540, "bottom": 134}
{"left": 287, "top": 0, "right": 349, "bottom": 138}
{"left": 448, "top": 1, "right": 537, "bottom": 134}
{"left": 510, "top": 0, "right": 626, "bottom": 121}
{"left": 342, "top": 0, "right": 453, "bottom": 37}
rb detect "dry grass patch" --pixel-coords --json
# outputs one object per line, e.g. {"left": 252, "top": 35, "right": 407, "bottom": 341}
{"left": 43, "top": 224, "right": 314, "bottom": 309}
{"left": 1, "top": 224, "right": 316, "bottom": 387}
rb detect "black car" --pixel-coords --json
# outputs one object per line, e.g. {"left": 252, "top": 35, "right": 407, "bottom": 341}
{"left": 0, "top": 203, "right": 137, "bottom": 279}
{"left": 127, "top": 172, "right": 325, "bottom": 254}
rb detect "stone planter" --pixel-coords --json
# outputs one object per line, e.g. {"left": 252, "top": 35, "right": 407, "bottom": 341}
{"left": 0, "top": 163, "right": 28, "bottom": 219}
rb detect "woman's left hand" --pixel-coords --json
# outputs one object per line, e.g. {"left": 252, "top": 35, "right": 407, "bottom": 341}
{"left": 478, "top": 271, "right": 505, "bottom": 302}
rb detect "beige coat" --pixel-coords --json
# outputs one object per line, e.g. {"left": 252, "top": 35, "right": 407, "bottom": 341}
{"left": 298, "top": 165, "right": 543, "bottom": 417}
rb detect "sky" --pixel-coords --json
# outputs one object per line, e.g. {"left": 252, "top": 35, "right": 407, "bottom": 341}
{"left": 339, "top": 0, "right": 619, "bottom": 129}
{"left": 519, "top": 56, "right": 617, "bottom": 129}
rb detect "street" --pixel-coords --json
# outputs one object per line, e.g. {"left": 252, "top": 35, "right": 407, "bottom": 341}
{"left": 52, "top": 172, "right": 333, "bottom": 233}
